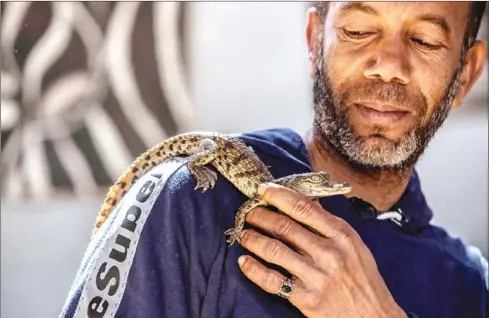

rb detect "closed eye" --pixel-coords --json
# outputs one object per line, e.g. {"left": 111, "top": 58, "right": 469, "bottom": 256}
{"left": 410, "top": 38, "right": 444, "bottom": 50}
{"left": 343, "top": 29, "right": 377, "bottom": 40}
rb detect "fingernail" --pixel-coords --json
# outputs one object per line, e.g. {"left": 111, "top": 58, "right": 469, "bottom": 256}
{"left": 240, "top": 229, "right": 248, "bottom": 239}
{"left": 257, "top": 183, "right": 269, "bottom": 196}
{"left": 238, "top": 256, "right": 246, "bottom": 266}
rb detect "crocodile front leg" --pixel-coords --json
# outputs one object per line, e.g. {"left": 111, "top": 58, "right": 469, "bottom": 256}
{"left": 224, "top": 196, "right": 265, "bottom": 246}
{"left": 188, "top": 139, "right": 219, "bottom": 192}
{"left": 223, "top": 176, "right": 302, "bottom": 246}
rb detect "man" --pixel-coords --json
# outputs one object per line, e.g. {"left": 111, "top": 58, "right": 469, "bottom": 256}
{"left": 60, "top": 2, "right": 487, "bottom": 317}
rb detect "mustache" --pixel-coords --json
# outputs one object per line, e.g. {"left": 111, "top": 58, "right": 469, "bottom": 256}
{"left": 341, "top": 79, "right": 428, "bottom": 116}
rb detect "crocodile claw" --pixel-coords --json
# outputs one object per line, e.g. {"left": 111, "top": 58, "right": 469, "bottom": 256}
{"left": 193, "top": 168, "right": 217, "bottom": 192}
{"left": 224, "top": 227, "right": 241, "bottom": 246}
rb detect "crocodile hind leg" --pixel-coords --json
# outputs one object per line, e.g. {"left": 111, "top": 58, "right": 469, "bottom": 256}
{"left": 188, "top": 139, "right": 219, "bottom": 192}
{"left": 224, "top": 196, "right": 265, "bottom": 246}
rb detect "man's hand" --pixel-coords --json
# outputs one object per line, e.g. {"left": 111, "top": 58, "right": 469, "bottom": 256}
{"left": 237, "top": 182, "right": 407, "bottom": 318}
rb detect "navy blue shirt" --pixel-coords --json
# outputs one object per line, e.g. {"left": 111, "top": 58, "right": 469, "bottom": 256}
{"left": 60, "top": 128, "right": 488, "bottom": 318}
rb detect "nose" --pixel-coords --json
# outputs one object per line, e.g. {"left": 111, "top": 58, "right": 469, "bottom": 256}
{"left": 363, "top": 39, "right": 411, "bottom": 85}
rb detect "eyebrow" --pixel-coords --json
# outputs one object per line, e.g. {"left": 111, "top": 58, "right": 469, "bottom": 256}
{"left": 339, "top": 2, "right": 379, "bottom": 16}
{"left": 338, "top": 3, "right": 452, "bottom": 38}
{"left": 417, "top": 14, "right": 451, "bottom": 36}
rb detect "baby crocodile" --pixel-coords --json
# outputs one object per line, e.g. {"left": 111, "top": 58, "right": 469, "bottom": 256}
{"left": 92, "top": 131, "right": 351, "bottom": 245}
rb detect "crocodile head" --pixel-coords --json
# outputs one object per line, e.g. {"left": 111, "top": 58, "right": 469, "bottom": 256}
{"left": 286, "top": 171, "right": 351, "bottom": 198}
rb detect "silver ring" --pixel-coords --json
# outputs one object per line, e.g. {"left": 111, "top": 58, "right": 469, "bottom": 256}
{"left": 277, "top": 277, "right": 295, "bottom": 299}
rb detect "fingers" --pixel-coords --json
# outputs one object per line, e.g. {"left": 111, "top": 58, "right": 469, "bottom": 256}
{"left": 237, "top": 254, "right": 306, "bottom": 306}
{"left": 239, "top": 229, "right": 316, "bottom": 279}
{"left": 244, "top": 208, "right": 348, "bottom": 270}
{"left": 257, "top": 183, "right": 352, "bottom": 239}
{"left": 245, "top": 207, "right": 323, "bottom": 256}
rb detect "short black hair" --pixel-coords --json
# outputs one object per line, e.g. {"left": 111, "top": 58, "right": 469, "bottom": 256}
{"left": 312, "top": 2, "right": 486, "bottom": 52}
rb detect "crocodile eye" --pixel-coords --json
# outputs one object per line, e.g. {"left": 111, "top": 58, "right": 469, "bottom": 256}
{"left": 311, "top": 175, "right": 320, "bottom": 182}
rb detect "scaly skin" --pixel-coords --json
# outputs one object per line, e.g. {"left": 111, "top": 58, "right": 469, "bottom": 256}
{"left": 92, "top": 131, "right": 351, "bottom": 245}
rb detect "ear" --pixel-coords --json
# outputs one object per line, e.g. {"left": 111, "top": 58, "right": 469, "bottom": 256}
{"left": 451, "top": 40, "right": 487, "bottom": 108}
{"left": 305, "top": 7, "right": 323, "bottom": 78}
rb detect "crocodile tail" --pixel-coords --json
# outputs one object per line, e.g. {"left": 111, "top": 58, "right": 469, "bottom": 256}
{"left": 91, "top": 132, "right": 219, "bottom": 238}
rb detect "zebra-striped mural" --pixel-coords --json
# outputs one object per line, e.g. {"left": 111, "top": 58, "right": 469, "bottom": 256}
{"left": 0, "top": 1, "right": 195, "bottom": 200}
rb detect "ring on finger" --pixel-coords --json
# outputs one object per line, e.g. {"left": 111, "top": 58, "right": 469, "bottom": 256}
{"left": 277, "top": 276, "right": 296, "bottom": 299}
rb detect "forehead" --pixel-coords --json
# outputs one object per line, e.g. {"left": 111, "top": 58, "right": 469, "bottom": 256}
{"left": 328, "top": 2, "right": 471, "bottom": 34}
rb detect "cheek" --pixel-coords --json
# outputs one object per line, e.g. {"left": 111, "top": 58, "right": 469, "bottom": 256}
{"left": 414, "top": 63, "right": 454, "bottom": 125}
{"left": 325, "top": 53, "right": 365, "bottom": 107}
{"left": 324, "top": 36, "right": 366, "bottom": 83}
{"left": 327, "top": 50, "right": 365, "bottom": 84}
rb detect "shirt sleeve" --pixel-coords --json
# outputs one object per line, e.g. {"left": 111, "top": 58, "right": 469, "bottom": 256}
{"left": 465, "top": 245, "right": 489, "bottom": 291}
{"left": 59, "top": 157, "right": 234, "bottom": 318}
{"left": 466, "top": 245, "right": 489, "bottom": 315}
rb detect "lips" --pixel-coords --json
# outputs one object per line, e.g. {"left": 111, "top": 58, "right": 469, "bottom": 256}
{"left": 358, "top": 102, "right": 409, "bottom": 113}
{"left": 354, "top": 103, "right": 410, "bottom": 125}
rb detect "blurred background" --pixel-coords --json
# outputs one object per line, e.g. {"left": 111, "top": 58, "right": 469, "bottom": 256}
{"left": 1, "top": 2, "right": 487, "bottom": 317}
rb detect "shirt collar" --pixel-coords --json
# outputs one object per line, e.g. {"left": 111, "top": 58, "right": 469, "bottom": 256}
{"left": 390, "top": 170, "right": 433, "bottom": 234}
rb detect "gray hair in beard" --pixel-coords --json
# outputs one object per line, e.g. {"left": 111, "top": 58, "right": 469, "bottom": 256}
{"left": 312, "top": 39, "right": 465, "bottom": 173}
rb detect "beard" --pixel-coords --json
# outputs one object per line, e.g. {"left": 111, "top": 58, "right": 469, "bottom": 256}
{"left": 312, "top": 45, "right": 464, "bottom": 173}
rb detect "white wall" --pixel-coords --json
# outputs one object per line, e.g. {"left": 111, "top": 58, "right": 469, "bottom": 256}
{"left": 1, "top": 201, "right": 100, "bottom": 318}
{"left": 187, "top": 2, "right": 313, "bottom": 134}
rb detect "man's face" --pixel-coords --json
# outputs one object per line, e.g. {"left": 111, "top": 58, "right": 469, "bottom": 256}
{"left": 311, "top": 2, "right": 473, "bottom": 171}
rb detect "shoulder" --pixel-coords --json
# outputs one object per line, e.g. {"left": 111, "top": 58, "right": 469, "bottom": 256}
{"left": 233, "top": 127, "right": 311, "bottom": 176}
{"left": 422, "top": 224, "right": 488, "bottom": 290}
{"left": 237, "top": 127, "right": 304, "bottom": 147}
{"left": 236, "top": 127, "right": 307, "bottom": 159}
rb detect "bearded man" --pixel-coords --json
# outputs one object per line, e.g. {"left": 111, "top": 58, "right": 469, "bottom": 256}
{"left": 61, "top": 2, "right": 487, "bottom": 317}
